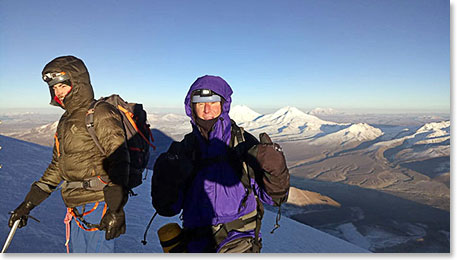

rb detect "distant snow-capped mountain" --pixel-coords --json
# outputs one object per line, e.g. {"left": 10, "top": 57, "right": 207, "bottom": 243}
{"left": 3, "top": 105, "right": 450, "bottom": 158}
{"left": 234, "top": 106, "right": 387, "bottom": 146}
{"left": 33, "top": 120, "right": 58, "bottom": 133}
{"left": 229, "top": 105, "right": 262, "bottom": 123}
{"left": 374, "top": 120, "right": 450, "bottom": 149}
{"left": 372, "top": 120, "right": 450, "bottom": 175}
{"left": 310, "top": 123, "right": 383, "bottom": 146}
{"left": 4, "top": 120, "right": 58, "bottom": 147}
{"left": 256, "top": 106, "right": 332, "bottom": 126}
{"left": 149, "top": 113, "right": 188, "bottom": 122}
{"left": 308, "top": 107, "right": 341, "bottom": 116}
{"left": 145, "top": 113, "right": 191, "bottom": 140}
{"left": 238, "top": 106, "right": 347, "bottom": 141}
{"left": 415, "top": 121, "right": 450, "bottom": 140}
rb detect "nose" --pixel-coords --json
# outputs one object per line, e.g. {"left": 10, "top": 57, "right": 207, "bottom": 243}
{"left": 204, "top": 103, "right": 211, "bottom": 113}
{"left": 54, "top": 87, "right": 67, "bottom": 98}
{"left": 54, "top": 88, "right": 62, "bottom": 97}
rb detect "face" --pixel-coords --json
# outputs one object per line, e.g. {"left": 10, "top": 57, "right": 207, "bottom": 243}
{"left": 53, "top": 83, "right": 72, "bottom": 105}
{"left": 194, "top": 102, "right": 222, "bottom": 120}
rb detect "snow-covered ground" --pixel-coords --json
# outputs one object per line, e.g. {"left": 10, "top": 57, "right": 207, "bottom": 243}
{"left": 0, "top": 135, "right": 368, "bottom": 253}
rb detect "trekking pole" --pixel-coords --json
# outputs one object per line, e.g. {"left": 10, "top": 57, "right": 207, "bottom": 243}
{"left": 1, "top": 219, "right": 20, "bottom": 253}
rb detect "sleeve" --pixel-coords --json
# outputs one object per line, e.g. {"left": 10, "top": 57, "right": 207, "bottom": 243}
{"left": 93, "top": 103, "right": 130, "bottom": 187}
{"left": 36, "top": 131, "right": 63, "bottom": 193}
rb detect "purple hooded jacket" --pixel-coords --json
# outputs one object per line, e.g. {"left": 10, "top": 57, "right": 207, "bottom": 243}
{"left": 177, "top": 75, "right": 274, "bottom": 252}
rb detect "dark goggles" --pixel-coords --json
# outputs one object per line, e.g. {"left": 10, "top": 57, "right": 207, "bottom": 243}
{"left": 43, "top": 72, "right": 70, "bottom": 87}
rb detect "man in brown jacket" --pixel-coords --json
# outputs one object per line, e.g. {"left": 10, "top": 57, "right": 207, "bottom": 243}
{"left": 8, "top": 56, "right": 130, "bottom": 253}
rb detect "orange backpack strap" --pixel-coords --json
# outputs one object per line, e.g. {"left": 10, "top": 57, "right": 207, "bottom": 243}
{"left": 54, "top": 133, "right": 60, "bottom": 157}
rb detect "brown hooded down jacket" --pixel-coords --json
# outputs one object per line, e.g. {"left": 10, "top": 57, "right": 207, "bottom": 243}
{"left": 35, "top": 56, "right": 129, "bottom": 208}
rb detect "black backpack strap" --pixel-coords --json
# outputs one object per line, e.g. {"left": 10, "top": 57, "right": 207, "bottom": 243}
{"left": 230, "top": 120, "right": 252, "bottom": 191}
{"left": 230, "top": 120, "right": 263, "bottom": 249}
{"left": 230, "top": 121, "right": 255, "bottom": 211}
{"left": 85, "top": 99, "right": 107, "bottom": 156}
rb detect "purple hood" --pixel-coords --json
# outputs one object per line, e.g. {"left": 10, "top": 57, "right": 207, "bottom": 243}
{"left": 184, "top": 75, "right": 233, "bottom": 146}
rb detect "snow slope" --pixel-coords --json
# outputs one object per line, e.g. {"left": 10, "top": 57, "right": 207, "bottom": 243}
{"left": 0, "top": 135, "right": 368, "bottom": 253}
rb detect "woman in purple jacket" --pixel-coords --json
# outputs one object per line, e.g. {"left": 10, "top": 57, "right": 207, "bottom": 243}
{"left": 151, "top": 75, "right": 290, "bottom": 253}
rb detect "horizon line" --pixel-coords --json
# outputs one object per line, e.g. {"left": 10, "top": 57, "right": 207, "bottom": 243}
{"left": 0, "top": 106, "right": 450, "bottom": 115}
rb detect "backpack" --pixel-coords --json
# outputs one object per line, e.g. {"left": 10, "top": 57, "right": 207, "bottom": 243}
{"left": 85, "top": 94, "right": 155, "bottom": 191}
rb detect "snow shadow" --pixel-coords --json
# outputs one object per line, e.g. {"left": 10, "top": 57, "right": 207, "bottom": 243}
{"left": 146, "top": 128, "right": 176, "bottom": 170}
{"left": 313, "top": 124, "right": 349, "bottom": 138}
{"left": 400, "top": 156, "right": 450, "bottom": 179}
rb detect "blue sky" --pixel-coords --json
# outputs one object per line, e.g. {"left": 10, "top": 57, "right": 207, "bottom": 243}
{"left": 0, "top": 0, "right": 450, "bottom": 114}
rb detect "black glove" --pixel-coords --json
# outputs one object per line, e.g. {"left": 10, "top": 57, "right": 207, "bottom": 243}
{"left": 151, "top": 141, "right": 193, "bottom": 216}
{"left": 166, "top": 141, "right": 194, "bottom": 178}
{"left": 249, "top": 133, "right": 290, "bottom": 205}
{"left": 99, "top": 185, "right": 127, "bottom": 240}
{"left": 8, "top": 201, "right": 35, "bottom": 229}
{"left": 8, "top": 184, "right": 50, "bottom": 228}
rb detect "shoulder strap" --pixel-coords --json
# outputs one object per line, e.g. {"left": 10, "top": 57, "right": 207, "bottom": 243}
{"left": 230, "top": 121, "right": 265, "bottom": 247}
{"left": 230, "top": 120, "right": 253, "bottom": 193}
{"left": 85, "top": 99, "right": 107, "bottom": 156}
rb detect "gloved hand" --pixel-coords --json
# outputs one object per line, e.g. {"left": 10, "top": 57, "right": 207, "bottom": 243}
{"left": 8, "top": 183, "right": 50, "bottom": 228}
{"left": 151, "top": 141, "right": 193, "bottom": 216}
{"left": 99, "top": 208, "right": 126, "bottom": 240}
{"left": 249, "top": 133, "right": 290, "bottom": 205}
{"left": 165, "top": 141, "right": 194, "bottom": 180}
{"left": 8, "top": 201, "right": 35, "bottom": 228}
{"left": 99, "top": 185, "right": 127, "bottom": 240}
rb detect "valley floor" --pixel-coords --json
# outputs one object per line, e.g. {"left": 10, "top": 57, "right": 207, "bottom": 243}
{"left": 282, "top": 176, "right": 450, "bottom": 253}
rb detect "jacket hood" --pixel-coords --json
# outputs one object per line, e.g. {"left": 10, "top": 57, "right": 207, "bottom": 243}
{"left": 184, "top": 75, "right": 233, "bottom": 145}
{"left": 42, "top": 56, "right": 94, "bottom": 112}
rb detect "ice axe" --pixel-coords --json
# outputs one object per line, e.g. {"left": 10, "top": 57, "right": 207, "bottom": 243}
{"left": 2, "top": 212, "right": 39, "bottom": 253}
{"left": 1, "top": 219, "right": 20, "bottom": 253}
